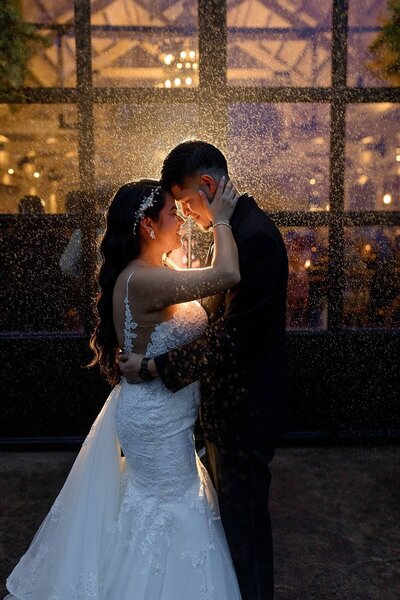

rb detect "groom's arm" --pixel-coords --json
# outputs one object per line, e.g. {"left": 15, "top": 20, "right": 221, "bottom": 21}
{"left": 154, "top": 232, "right": 284, "bottom": 392}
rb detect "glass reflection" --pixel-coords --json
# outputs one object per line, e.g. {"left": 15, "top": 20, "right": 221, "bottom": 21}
{"left": 345, "top": 104, "right": 400, "bottom": 211}
{"left": 0, "top": 217, "right": 84, "bottom": 332}
{"left": 0, "top": 104, "right": 79, "bottom": 214}
{"left": 91, "top": 0, "right": 198, "bottom": 88}
{"left": 348, "top": 0, "right": 394, "bottom": 88}
{"left": 94, "top": 104, "right": 199, "bottom": 187}
{"left": 227, "top": 0, "right": 332, "bottom": 87}
{"left": 344, "top": 226, "right": 400, "bottom": 328}
{"left": 20, "top": 0, "right": 76, "bottom": 87}
{"left": 283, "top": 227, "right": 328, "bottom": 330}
{"left": 228, "top": 104, "right": 330, "bottom": 211}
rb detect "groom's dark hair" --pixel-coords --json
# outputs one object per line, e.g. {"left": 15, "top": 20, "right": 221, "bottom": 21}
{"left": 160, "top": 140, "right": 229, "bottom": 192}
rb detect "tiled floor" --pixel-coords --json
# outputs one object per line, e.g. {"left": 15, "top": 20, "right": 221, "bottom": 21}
{"left": 1, "top": 446, "right": 399, "bottom": 599}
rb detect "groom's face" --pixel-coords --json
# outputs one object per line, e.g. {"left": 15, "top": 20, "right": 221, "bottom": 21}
{"left": 171, "top": 174, "right": 214, "bottom": 231}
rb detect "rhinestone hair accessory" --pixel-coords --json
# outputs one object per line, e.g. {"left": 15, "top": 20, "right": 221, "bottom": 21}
{"left": 132, "top": 186, "right": 161, "bottom": 235}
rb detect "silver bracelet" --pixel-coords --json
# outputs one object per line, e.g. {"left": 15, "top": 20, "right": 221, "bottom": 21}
{"left": 213, "top": 221, "right": 232, "bottom": 230}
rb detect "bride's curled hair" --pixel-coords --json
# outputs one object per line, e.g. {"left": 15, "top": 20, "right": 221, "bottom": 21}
{"left": 89, "top": 180, "right": 166, "bottom": 385}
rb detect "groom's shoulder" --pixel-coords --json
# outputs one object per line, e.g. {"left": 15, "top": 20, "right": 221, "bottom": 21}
{"left": 236, "top": 195, "right": 283, "bottom": 243}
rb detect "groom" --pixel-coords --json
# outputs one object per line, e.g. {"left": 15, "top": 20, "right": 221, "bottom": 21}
{"left": 119, "top": 140, "right": 289, "bottom": 599}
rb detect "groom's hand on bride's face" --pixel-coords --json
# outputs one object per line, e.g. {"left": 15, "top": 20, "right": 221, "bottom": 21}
{"left": 117, "top": 352, "right": 144, "bottom": 384}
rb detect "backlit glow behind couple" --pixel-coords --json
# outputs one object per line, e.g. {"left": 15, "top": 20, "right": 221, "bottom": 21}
{"left": 5, "top": 140, "right": 289, "bottom": 600}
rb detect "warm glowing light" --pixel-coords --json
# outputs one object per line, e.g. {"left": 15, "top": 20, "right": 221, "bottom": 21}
{"left": 33, "top": 171, "right": 40, "bottom": 178}
{"left": 361, "top": 135, "right": 374, "bottom": 144}
{"left": 325, "top": 204, "right": 330, "bottom": 211}
{"left": 185, "top": 77, "right": 192, "bottom": 85}
{"left": 304, "top": 260, "right": 311, "bottom": 268}
{"left": 174, "top": 78, "right": 181, "bottom": 86}
{"left": 164, "top": 54, "right": 173, "bottom": 65}
{"left": 193, "top": 62, "right": 198, "bottom": 69}
{"left": 180, "top": 51, "right": 187, "bottom": 59}
{"left": 7, "top": 168, "right": 14, "bottom": 174}
{"left": 396, "top": 155, "right": 400, "bottom": 162}
{"left": 189, "top": 50, "right": 196, "bottom": 60}
{"left": 0, "top": 135, "right": 10, "bottom": 143}
{"left": 357, "top": 174, "right": 368, "bottom": 185}
{"left": 365, "top": 244, "right": 371, "bottom": 252}
{"left": 311, "top": 246, "right": 317, "bottom": 252}
{"left": 185, "top": 62, "right": 191, "bottom": 69}
{"left": 309, "top": 178, "right": 316, "bottom": 185}
{"left": 165, "top": 79, "right": 172, "bottom": 88}
{"left": 383, "top": 193, "right": 392, "bottom": 205}
{"left": 46, "top": 137, "right": 57, "bottom": 145}
{"left": 177, "top": 63, "right": 183, "bottom": 69}
{"left": 314, "top": 137, "right": 324, "bottom": 145}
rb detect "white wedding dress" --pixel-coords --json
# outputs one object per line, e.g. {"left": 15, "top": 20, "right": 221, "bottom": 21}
{"left": 5, "top": 272, "right": 242, "bottom": 600}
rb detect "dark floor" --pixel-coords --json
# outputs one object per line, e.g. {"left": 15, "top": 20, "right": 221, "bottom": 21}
{"left": 0, "top": 446, "right": 399, "bottom": 599}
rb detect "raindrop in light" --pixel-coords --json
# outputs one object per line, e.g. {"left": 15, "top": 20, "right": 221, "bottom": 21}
{"left": 383, "top": 193, "right": 392, "bottom": 205}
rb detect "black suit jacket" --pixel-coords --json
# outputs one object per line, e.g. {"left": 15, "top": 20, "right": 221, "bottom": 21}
{"left": 154, "top": 195, "right": 289, "bottom": 447}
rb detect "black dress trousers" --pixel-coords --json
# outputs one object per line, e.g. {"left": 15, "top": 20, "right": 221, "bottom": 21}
{"left": 204, "top": 440, "right": 275, "bottom": 600}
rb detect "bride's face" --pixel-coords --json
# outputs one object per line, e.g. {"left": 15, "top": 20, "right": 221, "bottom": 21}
{"left": 153, "top": 194, "right": 185, "bottom": 251}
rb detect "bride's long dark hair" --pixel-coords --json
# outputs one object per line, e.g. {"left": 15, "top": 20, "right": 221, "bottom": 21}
{"left": 89, "top": 180, "right": 167, "bottom": 385}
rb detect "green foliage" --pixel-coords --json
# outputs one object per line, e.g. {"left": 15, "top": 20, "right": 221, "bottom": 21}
{"left": 0, "top": 0, "right": 50, "bottom": 89}
{"left": 368, "top": 0, "right": 400, "bottom": 85}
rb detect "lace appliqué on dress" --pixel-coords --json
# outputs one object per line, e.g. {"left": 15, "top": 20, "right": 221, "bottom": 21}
{"left": 123, "top": 271, "right": 138, "bottom": 354}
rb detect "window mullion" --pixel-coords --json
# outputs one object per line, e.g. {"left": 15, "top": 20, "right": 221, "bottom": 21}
{"left": 75, "top": 0, "right": 97, "bottom": 333}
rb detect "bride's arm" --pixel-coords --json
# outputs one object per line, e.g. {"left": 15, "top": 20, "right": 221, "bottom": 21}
{"left": 133, "top": 178, "right": 241, "bottom": 312}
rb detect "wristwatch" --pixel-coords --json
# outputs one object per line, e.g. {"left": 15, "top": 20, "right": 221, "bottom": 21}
{"left": 139, "top": 357, "right": 154, "bottom": 381}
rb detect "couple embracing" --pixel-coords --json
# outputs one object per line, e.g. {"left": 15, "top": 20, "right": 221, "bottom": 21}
{"left": 5, "top": 141, "right": 289, "bottom": 600}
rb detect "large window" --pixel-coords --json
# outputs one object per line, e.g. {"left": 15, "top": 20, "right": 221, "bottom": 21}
{"left": 1, "top": 0, "right": 399, "bottom": 335}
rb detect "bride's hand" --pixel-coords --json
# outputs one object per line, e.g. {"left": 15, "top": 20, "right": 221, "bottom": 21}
{"left": 200, "top": 176, "right": 240, "bottom": 225}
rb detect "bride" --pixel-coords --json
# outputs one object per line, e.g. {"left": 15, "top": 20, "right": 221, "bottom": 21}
{"left": 5, "top": 177, "right": 242, "bottom": 599}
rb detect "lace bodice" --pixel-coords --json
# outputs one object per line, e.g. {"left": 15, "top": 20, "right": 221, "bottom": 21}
{"left": 115, "top": 271, "right": 208, "bottom": 499}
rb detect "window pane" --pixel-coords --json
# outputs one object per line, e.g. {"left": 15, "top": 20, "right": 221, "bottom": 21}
{"left": 0, "top": 216, "right": 85, "bottom": 333}
{"left": 228, "top": 104, "right": 331, "bottom": 211}
{"left": 344, "top": 227, "right": 400, "bottom": 328}
{"left": 283, "top": 227, "right": 328, "bottom": 330}
{"left": 91, "top": 0, "right": 198, "bottom": 88}
{"left": 348, "top": 0, "right": 396, "bottom": 88}
{"left": 345, "top": 104, "right": 400, "bottom": 211}
{"left": 227, "top": 0, "right": 332, "bottom": 87}
{"left": 0, "top": 104, "right": 79, "bottom": 214}
{"left": 94, "top": 104, "right": 199, "bottom": 185}
{"left": 22, "top": 0, "right": 74, "bottom": 24}
{"left": 20, "top": 1, "right": 76, "bottom": 87}
{"left": 25, "top": 28, "right": 76, "bottom": 87}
